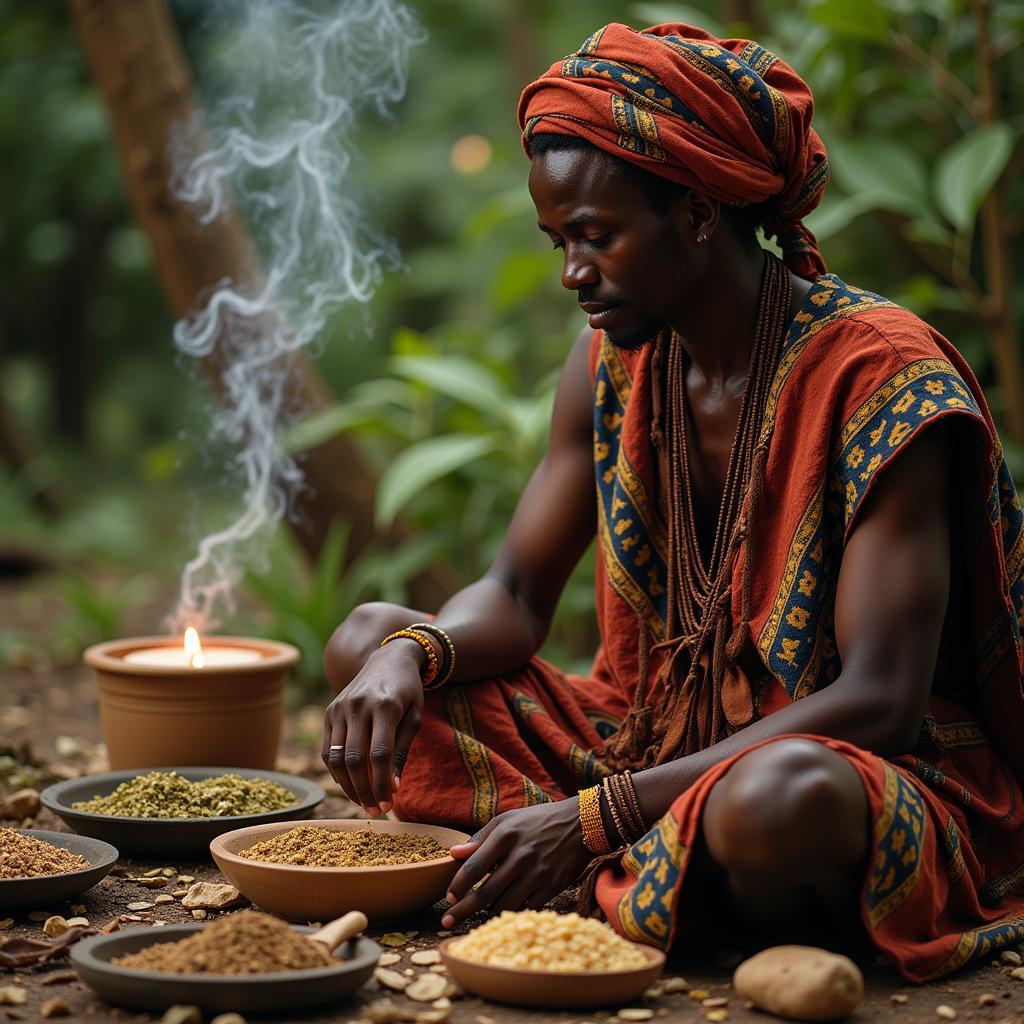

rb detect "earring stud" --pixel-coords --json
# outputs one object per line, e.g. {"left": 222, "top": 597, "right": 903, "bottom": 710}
{"left": 696, "top": 232, "right": 707, "bottom": 244}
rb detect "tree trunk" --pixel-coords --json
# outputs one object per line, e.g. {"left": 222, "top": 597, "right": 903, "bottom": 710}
{"left": 68, "top": 0, "right": 448, "bottom": 605}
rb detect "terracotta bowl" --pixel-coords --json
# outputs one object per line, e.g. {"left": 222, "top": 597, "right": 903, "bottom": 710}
{"left": 70, "top": 923, "right": 379, "bottom": 1014}
{"left": 439, "top": 935, "right": 666, "bottom": 1008}
{"left": 210, "top": 818, "right": 470, "bottom": 923}
{"left": 0, "top": 830, "right": 119, "bottom": 911}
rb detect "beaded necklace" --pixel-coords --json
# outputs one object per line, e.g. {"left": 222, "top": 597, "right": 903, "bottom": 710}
{"left": 604, "top": 250, "right": 791, "bottom": 770}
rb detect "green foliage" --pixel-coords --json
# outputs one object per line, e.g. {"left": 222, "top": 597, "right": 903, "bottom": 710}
{"left": 3, "top": 0, "right": 1021, "bottom": 683}
{"left": 933, "top": 123, "right": 1014, "bottom": 233}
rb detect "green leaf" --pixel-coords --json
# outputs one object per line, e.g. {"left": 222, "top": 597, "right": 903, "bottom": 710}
{"left": 828, "top": 137, "right": 931, "bottom": 217}
{"left": 802, "top": 192, "right": 876, "bottom": 240}
{"left": 933, "top": 122, "right": 1014, "bottom": 233}
{"left": 807, "top": 0, "right": 891, "bottom": 39}
{"left": 391, "top": 354, "right": 508, "bottom": 417}
{"left": 492, "top": 251, "right": 554, "bottom": 312}
{"left": 282, "top": 405, "right": 377, "bottom": 453}
{"left": 375, "top": 433, "right": 500, "bottom": 528}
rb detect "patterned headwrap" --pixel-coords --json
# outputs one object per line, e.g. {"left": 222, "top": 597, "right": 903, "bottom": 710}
{"left": 518, "top": 22, "right": 829, "bottom": 281}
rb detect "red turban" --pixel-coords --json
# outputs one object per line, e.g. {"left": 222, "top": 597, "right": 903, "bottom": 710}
{"left": 518, "top": 23, "right": 829, "bottom": 281}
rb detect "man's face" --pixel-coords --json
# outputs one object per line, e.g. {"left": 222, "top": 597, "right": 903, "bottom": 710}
{"left": 528, "top": 146, "right": 687, "bottom": 349}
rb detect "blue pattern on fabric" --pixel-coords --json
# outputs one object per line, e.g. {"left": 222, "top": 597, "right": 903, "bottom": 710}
{"left": 594, "top": 341, "right": 668, "bottom": 637}
{"left": 866, "top": 764, "right": 928, "bottom": 929}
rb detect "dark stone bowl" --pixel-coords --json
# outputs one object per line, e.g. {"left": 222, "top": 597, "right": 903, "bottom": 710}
{"left": 70, "top": 923, "right": 379, "bottom": 1014}
{"left": 0, "top": 829, "right": 119, "bottom": 911}
{"left": 40, "top": 767, "right": 325, "bottom": 857}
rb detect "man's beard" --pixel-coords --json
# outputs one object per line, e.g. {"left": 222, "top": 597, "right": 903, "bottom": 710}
{"left": 605, "top": 318, "right": 663, "bottom": 351}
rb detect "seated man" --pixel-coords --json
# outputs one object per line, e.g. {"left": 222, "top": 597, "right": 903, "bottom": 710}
{"left": 322, "top": 21, "right": 1024, "bottom": 982}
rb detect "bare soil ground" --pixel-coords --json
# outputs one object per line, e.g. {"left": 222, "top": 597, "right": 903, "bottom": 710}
{"left": 1, "top": 584, "right": 1023, "bottom": 1024}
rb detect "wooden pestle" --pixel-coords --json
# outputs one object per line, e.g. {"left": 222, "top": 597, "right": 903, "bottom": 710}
{"left": 309, "top": 911, "right": 369, "bottom": 954}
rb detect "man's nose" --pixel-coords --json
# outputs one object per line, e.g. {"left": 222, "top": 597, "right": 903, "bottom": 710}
{"left": 561, "top": 245, "right": 599, "bottom": 291}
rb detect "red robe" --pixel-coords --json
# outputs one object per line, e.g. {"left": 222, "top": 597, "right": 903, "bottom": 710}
{"left": 394, "top": 273, "right": 1024, "bottom": 980}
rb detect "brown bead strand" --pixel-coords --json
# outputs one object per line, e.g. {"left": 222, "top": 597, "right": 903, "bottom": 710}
{"left": 601, "top": 776, "right": 630, "bottom": 846}
{"left": 619, "top": 770, "right": 646, "bottom": 839}
{"left": 658, "top": 253, "right": 790, "bottom": 751}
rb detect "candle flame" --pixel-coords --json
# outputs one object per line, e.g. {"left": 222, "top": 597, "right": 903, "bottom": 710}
{"left": 184, "top": 626, "right": 206, "bottom": 669}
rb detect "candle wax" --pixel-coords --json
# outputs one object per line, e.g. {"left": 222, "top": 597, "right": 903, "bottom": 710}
{"left": 122, "top": 646, "right": 263, "bottom": 668}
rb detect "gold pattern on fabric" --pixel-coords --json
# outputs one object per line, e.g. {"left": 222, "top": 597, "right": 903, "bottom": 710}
{"left": 595, "top": 336, "right": 668, "bottom": 637}
{"left": 444, "top": 687, "right": 499, "bottom": 829}
{"left": 522, "top": 776, "right": 552, "bottom": 807}
{"left": 613, "top": 812, "right": 688, "bottom": 949}
{"left": 866, "top": 764, "right": 927, "bottom": 930}
{"left": 758, "top": 483, "right": 824, "bottom": 689}
{"left": 759, "top": 281, "right": 895, "bottom": 445}
{"left": 922, "top": 915, "right": 1024, "bottom": 980}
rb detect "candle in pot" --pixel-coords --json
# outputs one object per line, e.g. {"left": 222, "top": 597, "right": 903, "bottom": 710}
{"left": 122, "top": 627, "right": 263, "bottom": 668}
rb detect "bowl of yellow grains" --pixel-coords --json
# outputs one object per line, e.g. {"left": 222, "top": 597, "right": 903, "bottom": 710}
{"left": 0, "top": 828, "right": 119, "bottom": 910}
{"left": 40, "top": 767, "right": 324, "bottom": 855}
{"left": 70, "top": 909, "right": 379, "bottom": 1014}
{"left": 210, "top": 819, "right": 470, "bottom": 921}
{"left": 439, "top": 910, "right": 665, "bottom": 1007}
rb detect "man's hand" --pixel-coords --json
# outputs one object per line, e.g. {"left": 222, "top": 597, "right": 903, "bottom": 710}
{"left": 321, "top": 643, "right": 425, "bottom": 815}
{"left": 441, "top": 799, "right": 592, "bottom": 928}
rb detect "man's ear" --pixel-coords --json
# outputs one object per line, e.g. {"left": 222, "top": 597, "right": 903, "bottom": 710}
{"left": 672, "top": 189, "right": 721, "bottom": 244}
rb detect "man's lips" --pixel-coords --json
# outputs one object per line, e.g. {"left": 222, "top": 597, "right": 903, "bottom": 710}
{"left": 580, "top": 300, "right": 622, "bottom": 328}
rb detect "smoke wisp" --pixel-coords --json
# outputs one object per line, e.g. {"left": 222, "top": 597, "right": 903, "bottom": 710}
{"left": 167, "top": 0, "right": 424, "bottom": 632}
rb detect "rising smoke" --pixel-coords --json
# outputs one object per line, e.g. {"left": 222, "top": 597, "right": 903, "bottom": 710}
{"left": 167, "top": 0, "right": 425, "bottom": 632}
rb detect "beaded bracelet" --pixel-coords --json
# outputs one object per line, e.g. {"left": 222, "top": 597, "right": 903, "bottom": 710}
{"left": 407, "top": 621, "right": 456, "bottom": 689}
{"left": 620, "top": 770, "right": 646, "bottom": 838}
{"left": 578, "top": 785, "right": 611, "bottom": 855}
{"left": 601, "top": 775, "right": 630, "bottom": 846}
{"left": 379, "top": 629, "right": 439, "bottom": 687}
{"left": 602, "top": 773, "right": 645, "bottom": 845}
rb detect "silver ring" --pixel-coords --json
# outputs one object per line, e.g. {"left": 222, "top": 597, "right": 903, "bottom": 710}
{"left": 329, "top": 745, "right": 345, "bottom": 751}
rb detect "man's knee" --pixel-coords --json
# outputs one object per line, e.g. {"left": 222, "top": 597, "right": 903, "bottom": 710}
{"left": 702, "top": 738, "right": 868, "bottom": 876}
{"left": 323, "top": 601, "right": 425, "bottom": 694}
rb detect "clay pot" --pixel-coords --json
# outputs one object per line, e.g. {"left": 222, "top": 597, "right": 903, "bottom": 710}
{"left": 85, "top": 636, "right": 300, "bottom": 770}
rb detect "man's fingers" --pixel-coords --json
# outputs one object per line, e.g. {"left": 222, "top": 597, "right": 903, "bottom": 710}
{"left": 368, "top": 709, "right": 400, "bottom": 812}
{"left": 321, "top": 715, "right": 351, "bottom": 794}
{"left": 445, "top": 826, "right": 503, "bottom": 904}
{"left": 342, "top": 708, "right": 378, "bottom": 814}
{"left": 441, "top": 865, "right": 517, "bottom": 929}
{"left": 391, "top": 704, "right": 422, "bottom": 793}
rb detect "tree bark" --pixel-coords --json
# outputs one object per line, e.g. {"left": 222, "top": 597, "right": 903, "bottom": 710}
{"left": 68, "top": 0, "right": 448, "bottom": 605}
{"left": 973, "top": 0, "right": 1024, "bottom": 445}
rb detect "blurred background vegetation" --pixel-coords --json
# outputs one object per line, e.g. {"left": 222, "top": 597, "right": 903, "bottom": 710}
{"left": 1, "top": 0, "right": 1021, "bottom": 692}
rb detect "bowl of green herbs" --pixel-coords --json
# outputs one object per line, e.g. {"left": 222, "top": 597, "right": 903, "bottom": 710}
{"left": 41, "top": 767, "right": 325, "bottom": 856}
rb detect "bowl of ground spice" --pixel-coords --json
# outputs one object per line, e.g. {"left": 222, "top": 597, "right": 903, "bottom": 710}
{"left": 210, "top": 819, "right": 469, "bottom": 922}
{"left": 40, "top": 767, "right": 324, "bottom": 856}
{"left": 70, "top": 908, "right": 379, "bottom": 1013}
{"left": 439, "top": 909, "right": 665, "bottom": 1007}
{"left": 0, "top": 828, "right": 119, "bottom": 910}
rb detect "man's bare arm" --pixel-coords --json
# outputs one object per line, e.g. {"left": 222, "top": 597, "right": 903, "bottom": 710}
{"left": 323, "top": 325, "right": 596, "bottom": 810}
{"left": 631, "top": 423, "right": 952, "bottom": 823}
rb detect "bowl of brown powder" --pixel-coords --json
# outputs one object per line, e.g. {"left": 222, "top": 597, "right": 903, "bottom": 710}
{"left": 40, "top": 767, "right": 325, "bottom": 856}
{"left": 0, "top": 828, "right": 119, "bottom": 910}
{"left": 69, "top": 909, "right": 379, "bottom": 1013}
{"left": 210, "top": 818, "right": 470, "bottom": 922}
